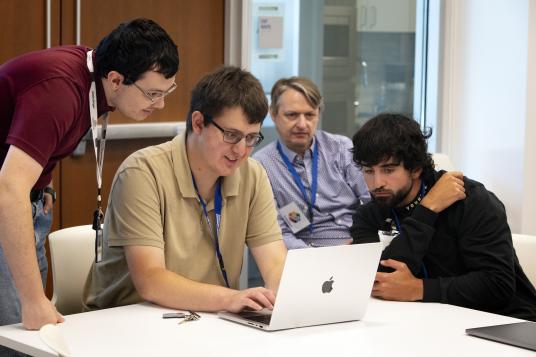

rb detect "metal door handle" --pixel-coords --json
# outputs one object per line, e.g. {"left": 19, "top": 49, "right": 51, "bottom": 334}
{"left": 46, "top": 0, "right": 51, "bottom": 48}
{"left": 76, "top": 0, "right": 81, "bottom": 45}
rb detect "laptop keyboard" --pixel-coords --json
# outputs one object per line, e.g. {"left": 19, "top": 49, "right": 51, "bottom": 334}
{"left": 239, "top": 311, "right": 272, "bottom": 325}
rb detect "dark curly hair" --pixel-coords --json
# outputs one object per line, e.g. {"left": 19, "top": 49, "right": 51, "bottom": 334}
{"left": 352, "top": 113, "right": 435, "bottom": 177}
{"left": 95, "top": 18, "right": 179, "bottom": 83}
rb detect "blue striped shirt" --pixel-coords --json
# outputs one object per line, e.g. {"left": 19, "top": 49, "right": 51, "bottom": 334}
{"left": 253, "top": 130, "right": 370, "bottom": 249}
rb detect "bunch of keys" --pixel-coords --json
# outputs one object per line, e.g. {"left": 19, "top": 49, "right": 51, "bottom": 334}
{"left": 162, "top": 311, "right": 201, "bottom": 325}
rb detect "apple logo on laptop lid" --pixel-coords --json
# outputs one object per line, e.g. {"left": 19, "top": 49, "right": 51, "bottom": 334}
{"left": 322, "top": 276, "right": 334, "bottom": 293}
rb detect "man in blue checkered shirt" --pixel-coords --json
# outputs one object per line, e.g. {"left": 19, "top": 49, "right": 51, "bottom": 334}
{"left": 254, "top": 77, "right": 370, "bottom": 249}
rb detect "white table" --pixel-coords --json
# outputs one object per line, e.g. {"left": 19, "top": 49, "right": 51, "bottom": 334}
{"left": 0, "top": 299, "right": 533, "bottom": 357}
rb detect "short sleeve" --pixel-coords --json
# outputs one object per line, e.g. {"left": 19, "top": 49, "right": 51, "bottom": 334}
{"left": 7, "top": 78, "right": 81, "bottom": 167}
{"left": 106, "top": 166, "right": 165, "bottom": 249}
{"left": 245, "top": 164, "right": 282, "bottom": 248}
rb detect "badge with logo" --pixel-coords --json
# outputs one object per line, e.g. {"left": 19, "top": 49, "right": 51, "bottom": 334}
{"left": 279, "top": 202, "right": 310, "bottom": 233}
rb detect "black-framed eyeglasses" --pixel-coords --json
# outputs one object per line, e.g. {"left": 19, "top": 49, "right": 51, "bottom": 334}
{"left": 205, "top": 114, "right": 264, "bottom": 147}
{"left": 133, "top": 81, "right": 177, "bottom": 103}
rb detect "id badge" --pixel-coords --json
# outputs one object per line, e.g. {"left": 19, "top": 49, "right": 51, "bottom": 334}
{"left": 95, "top": 228, "right": 103, "bottom": 262}
{"left": 93, "top": 209, "right": 104, "bottom": 262}
{"left": 279, "top": 202, "right": 310, "bottom": 234}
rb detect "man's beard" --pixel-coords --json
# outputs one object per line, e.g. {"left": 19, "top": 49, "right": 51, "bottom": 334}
{"left": 371, "top": 178, "right": 413, "bottom": 210}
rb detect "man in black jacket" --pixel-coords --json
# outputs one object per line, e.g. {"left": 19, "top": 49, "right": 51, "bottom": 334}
{"left": 351, "top": 113, "right": 536, "bottom": 321}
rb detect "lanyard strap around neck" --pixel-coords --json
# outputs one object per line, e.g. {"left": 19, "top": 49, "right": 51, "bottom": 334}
{"left": 87, "top": 50, "right": 108, "bottom": 201}
{"left": 87, "top": 50, "right": 108, "bottom": 262}
{"left": 277, "top": 140, "right": 318, "bottom": 231}
{"left": 390, "top": 181, "right": 427, "bottom": 231}
{"left": 192, "top": 177, "right": 229, "bottom": 288}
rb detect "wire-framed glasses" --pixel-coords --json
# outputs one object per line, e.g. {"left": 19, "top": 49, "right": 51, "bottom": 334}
{"left": 133, "top": 81, "right": 177, "bottom": 103}
{"left": 205, "top": 114, "right": 264, "bottom": 147}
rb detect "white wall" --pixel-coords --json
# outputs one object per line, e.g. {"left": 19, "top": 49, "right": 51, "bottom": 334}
{"left": 438, "top": 0, "right": 534, "bottom": 233}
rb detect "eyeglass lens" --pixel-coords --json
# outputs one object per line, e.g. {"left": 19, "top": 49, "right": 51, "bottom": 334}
{"left": 223, "top": 132, "right": 262, "bottom": 147}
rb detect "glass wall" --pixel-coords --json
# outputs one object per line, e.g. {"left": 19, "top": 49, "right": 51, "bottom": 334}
{"left": 248, "top": 0, "right": 421, "bottom": 140}
{"left": 246, "top": 0, "right": 426, "bottom": 286}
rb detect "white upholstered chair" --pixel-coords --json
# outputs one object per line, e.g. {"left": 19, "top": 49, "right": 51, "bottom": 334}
{"left": 431, "top": 153, "right": 455, "bottom": 171}
{"left": 48, "top": 225, "right": 95, "bottom": 315}
{"left": 512, "top": 233, "right": 536, "bottom": 287}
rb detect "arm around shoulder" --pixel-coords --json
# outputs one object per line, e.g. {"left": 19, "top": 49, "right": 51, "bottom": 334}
{"left": 423, "top": 184, "right": 516, "bottom": 308}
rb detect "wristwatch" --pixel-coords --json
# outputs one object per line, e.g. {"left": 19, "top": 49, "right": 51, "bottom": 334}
{"left": 44, "top": 187, "right": 57, "bottom": 204}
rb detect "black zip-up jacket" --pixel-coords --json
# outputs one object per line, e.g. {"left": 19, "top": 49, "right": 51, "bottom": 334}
{"left": 351, "top": 170, "right": 536, "bottom": 321}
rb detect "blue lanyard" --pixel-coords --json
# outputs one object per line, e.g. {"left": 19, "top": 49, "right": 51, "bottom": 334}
{"left": 276, "top": 140, "right": 318, "bottom": 232}
{"left": 192, "top": 177, "right": 229, "bottom": 288}
{"left": 390, "top": 181, "right": 429, "bottom": 279}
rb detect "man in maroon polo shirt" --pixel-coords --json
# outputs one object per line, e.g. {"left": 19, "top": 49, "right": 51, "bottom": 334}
{"left": 0, "top": 17, "right": 179, "bottom": 340}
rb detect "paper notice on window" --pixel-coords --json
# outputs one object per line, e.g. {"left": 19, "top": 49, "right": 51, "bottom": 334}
{"left": 258, "top": 16, "right": 283, "bottom": 49}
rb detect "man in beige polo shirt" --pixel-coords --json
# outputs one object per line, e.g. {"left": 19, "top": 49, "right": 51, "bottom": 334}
{"left": 83, "top": 66, "right": 287, "bottom": 313}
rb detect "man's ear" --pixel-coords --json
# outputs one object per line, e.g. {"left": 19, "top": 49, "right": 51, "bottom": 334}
{"left": 191, "top": 111, "right": 205, "bottom": 134}
{"left": 411, "top": 167, "right": 423, "bottom": 179}
{"left": 269, "top": 109, "right": 278, "bottom": 122}
{"left": 105, "top": 71, "right": 124, "bottom": 91}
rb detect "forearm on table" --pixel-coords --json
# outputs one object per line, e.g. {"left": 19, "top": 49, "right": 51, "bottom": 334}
{"left": 132, "top": 267, "right": 237, "bottom": 312}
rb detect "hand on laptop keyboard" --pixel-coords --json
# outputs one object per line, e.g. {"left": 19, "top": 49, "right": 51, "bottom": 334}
{"left": 223, "top": 286, "right": 276, "bottom": 313}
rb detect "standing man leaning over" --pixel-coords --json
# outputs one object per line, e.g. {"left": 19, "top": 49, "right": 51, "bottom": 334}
{"left": 83, "top": 66, "right": 287, "bottom": 313}
{"left": 0, "top": 17, "right": 179, "bottom": 335}
{"left": 351, "top": 113, "right": 536, "bottom": 321}
{"left": 254, "top": 77, "right": 369, "bottom": 249}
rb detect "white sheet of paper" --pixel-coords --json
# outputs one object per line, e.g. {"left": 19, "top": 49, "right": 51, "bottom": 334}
{"left": 258, "top": 16, "right": 284, "bottom": 49}
{"left": 39, "top": 324, "right": 72, "bottom": 357}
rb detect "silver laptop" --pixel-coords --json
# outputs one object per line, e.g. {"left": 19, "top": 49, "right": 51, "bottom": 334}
{"left": 218, "top": 242, "right": 382, "bottom": 331}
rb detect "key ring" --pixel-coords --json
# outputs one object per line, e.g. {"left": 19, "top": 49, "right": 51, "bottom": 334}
{"left": 178, "top": 311, "right": 201, "bottom": 325}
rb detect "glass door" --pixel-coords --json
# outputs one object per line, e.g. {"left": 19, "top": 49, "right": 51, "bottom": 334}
{"left": 322, "top": 0, "right": 417, "bottom": 136}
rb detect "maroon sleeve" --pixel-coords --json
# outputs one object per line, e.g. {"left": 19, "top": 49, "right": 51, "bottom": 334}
{"left": 6, "top": 78, "right": 82, "bottom": 167}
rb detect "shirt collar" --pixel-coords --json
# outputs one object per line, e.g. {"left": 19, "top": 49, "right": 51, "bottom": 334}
{"left": 394, "top": 182, "right": 426, "bottom": 215}
{"left": 171, "top": 132, "right": 241, "bottom": 200}
{"left": 278, "top": 135, "right": 316, "bottom": 163}
{"left": 91, "top": 50, "right": 115, "bottom": 116}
